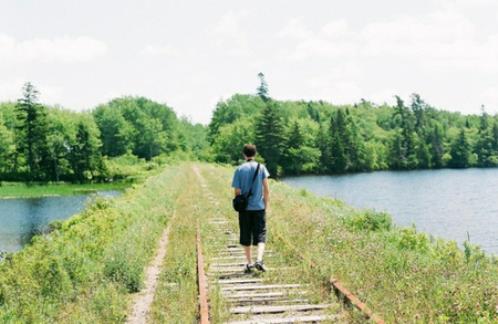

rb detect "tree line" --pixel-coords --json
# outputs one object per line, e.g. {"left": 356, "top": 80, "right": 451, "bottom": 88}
{"left": 0, "top": 83, "right": 208, "bottom": 182}
{"left": 208, "top": 74, "right": 498, "bottom": 176}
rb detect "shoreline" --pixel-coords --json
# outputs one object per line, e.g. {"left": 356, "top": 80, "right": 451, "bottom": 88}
{"left": 0, "top": 181, "right": 130, "bottom": 199}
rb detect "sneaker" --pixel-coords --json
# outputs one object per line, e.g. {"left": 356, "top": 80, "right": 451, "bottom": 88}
{"left": 244, "top": 263, "right": 254, "bottom": 274}
{"left": 254, "top": 261, "right": 267, "bottom": 272}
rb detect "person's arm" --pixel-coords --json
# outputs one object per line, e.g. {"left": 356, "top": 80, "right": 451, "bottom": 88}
{"left": 232, "top": 169, "right": 241, "bottom": 197}
{"left": 263, "top": 177, "right": 270, "bottom": 211}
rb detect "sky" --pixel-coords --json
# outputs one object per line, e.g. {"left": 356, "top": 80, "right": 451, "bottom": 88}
{"left": 1, "top": 0, "right": 498, "bottom": 124}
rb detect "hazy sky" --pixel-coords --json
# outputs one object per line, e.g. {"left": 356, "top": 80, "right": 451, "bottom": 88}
{"left": 1, "top": 0, "right": 498, "bottom": 123}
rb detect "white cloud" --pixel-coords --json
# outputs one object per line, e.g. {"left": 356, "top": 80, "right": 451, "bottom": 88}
{"left": 209, "top": 10, "right": 252, "bottom": 57}
{"left": 279, "top": 9, "right": 498, "bottom": 71}
{"left": 277, "top": 18, "right": 313, "bottom": 39}
{"left": 139, "top": 44, "right": 179, "bottom": 57}
{"left": 0, "top": 35, "right": 107, "bottom": 65}
{"left": 479, "top": 86, "right": 498, "bottom": 111}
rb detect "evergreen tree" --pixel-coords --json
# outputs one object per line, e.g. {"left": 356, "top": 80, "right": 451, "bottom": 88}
{"left": 329, "top": 110, "right": 348, "bottom": 172}
{"left": 343, "top": 110, "right": 367, "bottom": 171}
{"left": 475, "top": 110, "right": 496, "bottom": 166}
{"left": 0, "top": 119, "right": 14, "bottom": 175}
{"left": 306, "top": 102, "right": 321, "bottom": 123}
{"left": 416, "top": 140, "right": 432, "bottom": 169}
{"left": 256, "top": 72, "right": 270, "bottom": 102}
{"left": 389, "top": 130, "right": 406, "bottom": 169}
{"left": 492, "top": 122, "right": 498, "bottom": 151}
{"left": 15, "top": 82, "right": 50, "bottom": 180}
{"left": 449, "top": 129, "right": 471, "bottom": 168}
{"left": 254, "top": 102, "right": 286, "bottom": 176}
{"left": 283, "top": 121, "right": 306, "bottom": 174}
{"left": 316, "top": 122, "right": 330, "bottom": 173}
{"left": 286, "top": 121, "right": 305, "bottom": 150}
{"left": 70, "top": 122, "right": 102, "bottom": 182}
{"left": 391, "top": 96, "right": 418, "bottom": 169}
{"left": 410, "top": 93, "right": 427, "bottom": 133}
{"left": 430, "top": 125, "right": 444, "bottom": 168}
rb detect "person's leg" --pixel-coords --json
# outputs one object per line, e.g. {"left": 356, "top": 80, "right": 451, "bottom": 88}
{"left": 243, "top": 245, "right": 252, "bottom": 265}
{"left": 239, "top": 212, "right": 252, "bottom": 265}
{"left": 257, "top": 242, "right": 265, "bottom": 262}
{"left": 253, "top": 210, "right": 267, "bottom": 271}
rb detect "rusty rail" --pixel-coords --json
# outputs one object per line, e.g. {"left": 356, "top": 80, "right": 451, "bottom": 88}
{"left": 273, "top": 231, "right": 385, "bottom": 323}
{"left": 196, "top": 223, "right": 210, "bottom": 324}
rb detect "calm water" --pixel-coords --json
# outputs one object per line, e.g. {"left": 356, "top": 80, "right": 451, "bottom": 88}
{"left": 283, "top": 169, "right": 498, "bottom": 254}
{"left": 0, "top": 191, "right": 120, "bottom": 252}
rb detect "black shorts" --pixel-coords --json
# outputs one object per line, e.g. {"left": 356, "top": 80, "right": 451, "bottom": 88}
{"left": 238, "top": 210, "right": 266, "bottom": 246}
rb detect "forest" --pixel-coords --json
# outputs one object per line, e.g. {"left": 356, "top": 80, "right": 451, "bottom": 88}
{"left": 0, "top": 83, "right": 208, "bottom": 182}
{"left": 2, "top": 77, "right": 498, "bottom": 182}
{"left": 208, "top": 74, "right": 498, "bottom": 176}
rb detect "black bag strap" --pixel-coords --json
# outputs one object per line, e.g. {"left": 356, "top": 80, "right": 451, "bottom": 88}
{"left": 246, "top": 163, "right": 260, "bottom": 198}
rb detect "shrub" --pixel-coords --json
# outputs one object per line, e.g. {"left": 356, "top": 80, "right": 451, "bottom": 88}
{"left": 345, "top": 210, "right": 392, "bottom": 232}
{"left": 104, "top": 243, "right": 144, "bottom": 293}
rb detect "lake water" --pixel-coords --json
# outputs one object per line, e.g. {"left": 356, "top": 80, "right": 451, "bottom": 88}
{"left": 283, "top": 168, "right": 498, "bottom": 255}
{"left": 0, "top": 191, "right": 120, "bottom": 253}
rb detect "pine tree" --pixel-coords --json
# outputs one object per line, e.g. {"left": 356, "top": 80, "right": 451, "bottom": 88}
{"left": 430, "top": 125, "right": 444, "bottom": 168}
{"left": 306, "top": 102, "right": 321, "bottom": 123}
{"left": 391, "top": 96, "right": 418, "bottom": 169}
{"left": 475, "top": 110, "right": 495, "bottom": 166}
{"left": 329, "top": 110, "right": 348, "bottom": 172}
{"left": 316, "top": 122, "right": 330, "bottom": 173}
{"left": 449, "top": 129, "right": 471, "bottom": 168}
{"left": 389, "top": 130, "right": 406, "bottom": 169}
{"left": 256, "top": 72, "right": 270, "bottom": 102}
{"left": 254, "top": 102, "right": 286, "bottom": 176}
{"left": 416, "top": 140, "right": 432, "bottom": 169}
{"left": 283, "top": 121, "right": 306, "bottom": 174}
{"left": 410, "top": 93, "right": 426, "bottom": 133}
{"left": 286, "top": 121, "right": 304, "bottom": 150}
{"left": 492, "top": 122, "right": 498, "bottom": 151}
{"left": 343, "top": 110, "right": 367, "bottom": 171}
{"left": 15, "top": 82, "right": 50, "bottom": 180}
{"left": 70, "top": 122, "right": 102, "bottom": 182}
{"left": 0, "top": 119, "right": 14, "bottom": 174}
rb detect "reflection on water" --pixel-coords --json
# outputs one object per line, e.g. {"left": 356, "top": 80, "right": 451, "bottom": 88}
{"left": 283, "top": 168, "right": 498, "bottom": 255}
{"left": 0, "top": 191, "right": 120, "bottom": 252}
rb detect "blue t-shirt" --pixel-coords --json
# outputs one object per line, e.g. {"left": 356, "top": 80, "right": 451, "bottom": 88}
{"left": 231, "top": 161, "right": 270, "bottom": 211}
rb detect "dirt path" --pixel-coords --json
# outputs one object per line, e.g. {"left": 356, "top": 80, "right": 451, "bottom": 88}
{"left": 126, "top": 217, "right": 173, "bottom": 324}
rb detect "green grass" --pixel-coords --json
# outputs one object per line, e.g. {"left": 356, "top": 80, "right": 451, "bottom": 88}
{"left": 1, "top": 162, "right": 496, "bottom": 323}
{"left": 0, "top": 164, "right": 186, "bottom": 322}
{"left": 0, "top": 181, "right": 131, "bottom": 199}
{"left": 199, "top": 163, "right": 498, "bottom": 323}
{"left": 149, "top": 166, "right": 199, "bottom": 323}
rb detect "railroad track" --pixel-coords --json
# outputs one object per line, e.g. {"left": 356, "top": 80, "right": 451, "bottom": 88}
{"left": 199, "top": 217, "right": 343, "bottom": 324}
{"left": 194, "top": 166, "right": 384, "bottom": 323}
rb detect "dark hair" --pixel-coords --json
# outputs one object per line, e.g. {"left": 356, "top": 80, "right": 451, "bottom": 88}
{"left": 243, "top": 144, "right": 257, "bottom": 157}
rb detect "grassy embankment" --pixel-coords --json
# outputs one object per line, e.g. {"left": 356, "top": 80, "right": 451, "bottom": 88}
{"left": 1, "top": 162, "right": 497, "bottom": 323}
{"left": 148, "top": 166, "right": 200, "bottom": 323}
{"left": 200, "top": 163, "right": 498, "bottom": 323}
{"left": 0, "top": 163, "right": 188, "bottom": 322}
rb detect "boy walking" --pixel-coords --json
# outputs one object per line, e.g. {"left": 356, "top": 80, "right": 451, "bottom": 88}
{"left": 231, "top": 144, "right": 270, "bottom": 273}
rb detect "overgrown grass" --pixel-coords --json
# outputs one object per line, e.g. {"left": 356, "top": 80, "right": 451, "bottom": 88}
{"left": 199, "top": 163, "right": 498, "bottom": 323}
{"left": 199, "top": 164, "right": 349, "bottom": 322}
{"left": 0, "top": 181, "right": 130, "bottom": 199}
{"left": 0, "top": 164, "right": 187, "bottom": 322}
{"left": 149, "top": 167, "right": 199, "bottom": 323}
{"left": 2, "top": 162, "right": 496, "bottom": 322}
